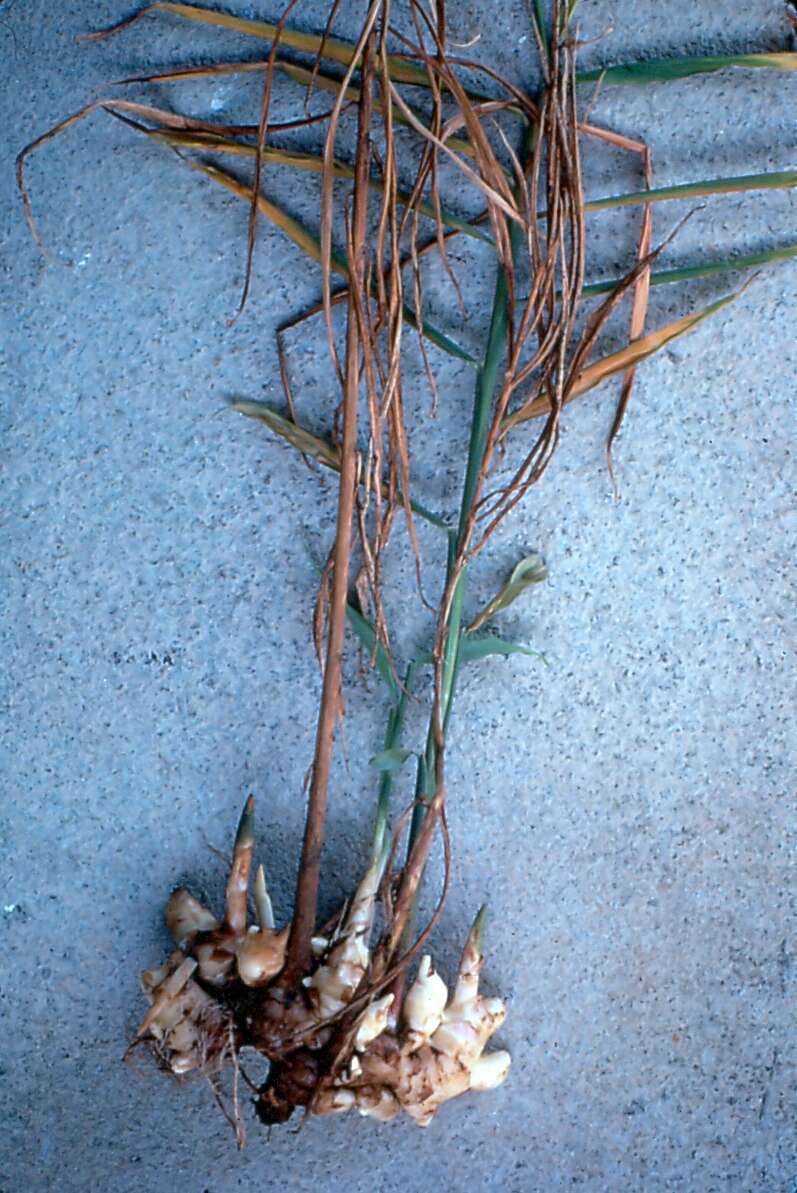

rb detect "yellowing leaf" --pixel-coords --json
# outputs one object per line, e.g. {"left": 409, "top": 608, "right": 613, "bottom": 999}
{"left": 235, "top": 401, "right": 449, "bottom": 532}
{"left": 233, "top": 401, "right": 341, "bottom": 469}
{"left": 503, "top": 281, "right": 752, "bottom": 432}
{"left": 175, "top": 158, "right": 477, "bottom": 364}
{"left": 135, "top": 126, "right": 491, "bottom": 241}
{"left": 140, "top": 2, "right": 430, "bottom": 85}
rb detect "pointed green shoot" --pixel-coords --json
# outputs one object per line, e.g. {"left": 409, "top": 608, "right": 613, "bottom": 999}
{"left": 234, "top": 793, "right": 256, "bottom": 851}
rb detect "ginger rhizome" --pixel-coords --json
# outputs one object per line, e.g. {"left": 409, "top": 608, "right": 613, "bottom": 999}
{"left": 135, "top": 798, "right": 509, "bottom": 1129}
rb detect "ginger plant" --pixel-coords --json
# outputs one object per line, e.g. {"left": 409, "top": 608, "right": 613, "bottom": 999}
{"left": 18, "top": 0, "right": 797, "bottom": 1138}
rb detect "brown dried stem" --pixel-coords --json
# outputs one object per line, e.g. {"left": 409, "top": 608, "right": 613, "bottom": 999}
{"left": 282, "top": 27, "right": 376, "bottom": 984}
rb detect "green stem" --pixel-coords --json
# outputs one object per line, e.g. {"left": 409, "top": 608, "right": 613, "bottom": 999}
{"left": 372, "top": 660, "right": 419, "bottom": 856}
{"left": 400, "top": 187, "right": 525, "bottom": 940}
{"left": 372, "top": 97, "right": 534, "bottom": 959}
{"left": 440, "top": 259, "right": 513, "bottom": 711}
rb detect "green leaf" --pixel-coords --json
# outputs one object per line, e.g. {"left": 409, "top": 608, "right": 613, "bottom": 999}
{"left": 345, "top": 605, "right": 399, "bottom": 701}
{"left": 369, "top": 748, "right": 414, "bottom": 771}
{"left": 466, "top": 553, "right": 548, "bottom": 633}
{"left": 583, "top": 242, "right": 797, "bottom": 297}
{"left": 577, "top": 51, "right": 797, "bottom": 86}
{"left": 585, "top": 169, "right": 797, "bottom": 213}
{"left": 300, "top": 546, "right": 400, "bottom": 700}
{"left": 372, "top": 660, "right": 419, "bottom": 855}
{"left": 405, "top": 310, "right": 478, "bottom": 366}
{"left": 532, "top": 0, "right": 548, "bottom": 53}
{"left": 460, "top": 636, "right": 545, "bottom": 663}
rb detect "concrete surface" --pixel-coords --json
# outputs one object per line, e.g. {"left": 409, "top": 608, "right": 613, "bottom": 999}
{"left": 1, "top": 1, "right": 796, "bottom": 1190}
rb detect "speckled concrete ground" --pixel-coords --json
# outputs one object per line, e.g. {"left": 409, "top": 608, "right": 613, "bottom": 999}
{"left": 2, "top": 2, "right": 796, "bottom": 1190}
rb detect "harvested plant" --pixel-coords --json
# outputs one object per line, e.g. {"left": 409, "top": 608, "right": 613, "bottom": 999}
{"left": 18, "top": 0, "right": 797, "bottom": 1138}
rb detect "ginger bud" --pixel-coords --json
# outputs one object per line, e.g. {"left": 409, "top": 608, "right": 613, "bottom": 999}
{"left": 403, "top": 955, "right": 448, "bottom": 1041}
{"left": 236, "top": 925, "right": 289, "bottom": 987}
{"left": 469, "top": 1050, "right": 511, "bottom": 1092}
{"left": 165, "top": 888, "right": 219, "bottom": 946}
{"left": 353, "top": 993, "right": 394, "bottom": 1051}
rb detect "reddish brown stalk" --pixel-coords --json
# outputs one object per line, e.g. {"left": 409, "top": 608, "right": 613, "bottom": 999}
{"left": 307, "top": 0, "right": 345, "bottom": 111}
{"left": 371, "top": 4, "right": 428, "bottom": 608}
{"left": 282, "top": 35, "right": 376, "bottom": 985}
{"left": 318, "top": 0, "right": 384, "bottom": 388}
{"left": 234, "top": 0, "right": 302, "bottom": 323}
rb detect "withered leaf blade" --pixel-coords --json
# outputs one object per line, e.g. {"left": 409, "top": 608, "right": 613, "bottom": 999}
{"left": 466, "top": 553, "right": 548, "bottom": 633}
{"left": 235, "top": 401, "right": 449, "bottom": 533}
{"left": 121, "top": 1, "right": 431, "bottom": 85}
{"left": 233, "top": 400, "right": 341, "bottom": 470}
{"left": 138, "top": 124, "right": 492, "bottom": 242}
